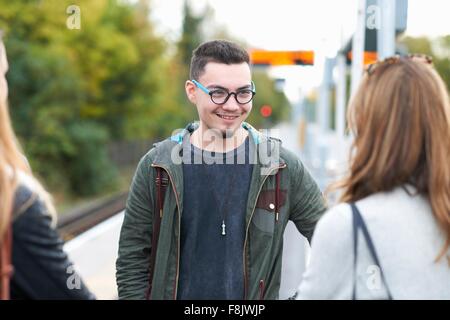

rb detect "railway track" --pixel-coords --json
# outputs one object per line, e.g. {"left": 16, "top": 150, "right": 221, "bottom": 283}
{"left": 57, "top": 192, "right": 128, "bottom": 241}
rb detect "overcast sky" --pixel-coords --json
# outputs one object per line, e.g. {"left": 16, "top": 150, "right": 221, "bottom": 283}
{"left": 149, "top": 0, "right": 450, "bottom": 99}
{"left": 150, "top": 0, "right": 450, "bottom": 49}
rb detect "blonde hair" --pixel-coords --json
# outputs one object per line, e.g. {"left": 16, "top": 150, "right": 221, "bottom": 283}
{"left": 334, "top": 56, "right": 450, "bottom": 262}
{"left": 0, "top": 34, "right": 56, "bottom": 239}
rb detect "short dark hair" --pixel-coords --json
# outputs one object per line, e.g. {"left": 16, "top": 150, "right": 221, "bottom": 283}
{"left": 190, "top": 40, "right": 250, "bottom": 80}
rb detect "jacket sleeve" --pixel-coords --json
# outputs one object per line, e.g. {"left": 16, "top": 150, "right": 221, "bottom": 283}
{"left": 289, "top": 157, "right": 327, "bottom": 243}
{"left": 11, "top": 196, "right": 95, "bottom": 300}
{"left": 116, "top": 151, "right": 155, "bottom": 299}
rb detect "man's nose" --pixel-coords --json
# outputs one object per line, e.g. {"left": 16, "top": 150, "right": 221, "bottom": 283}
{"left": 221, "top": 94, "right": 240, "bottom": 112}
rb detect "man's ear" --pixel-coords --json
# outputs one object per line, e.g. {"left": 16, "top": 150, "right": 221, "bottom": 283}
{"left": 185, "top": 80, "right": 197, "bottom": 104}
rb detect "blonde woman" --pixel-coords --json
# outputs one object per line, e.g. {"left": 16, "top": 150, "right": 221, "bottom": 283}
{"left": 0, "top": 31, "right": 94, "bottom": 299}
{"left": 295, "top": 55, "right": 450, "bottom": 299}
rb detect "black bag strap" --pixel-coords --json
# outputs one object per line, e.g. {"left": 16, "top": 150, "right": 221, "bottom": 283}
{"left": 351, "top": 203, "right": 393, "bottom": 300}
{"left": 146, "top": 167, "right": 169, "bottom": 300}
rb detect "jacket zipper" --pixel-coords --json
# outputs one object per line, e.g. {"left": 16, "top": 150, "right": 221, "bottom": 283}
{"left": 243, "top": 163, "right": 286, "bottom": 299}
{"left": 150, "top": 164, "right": 181, "bottom": 300}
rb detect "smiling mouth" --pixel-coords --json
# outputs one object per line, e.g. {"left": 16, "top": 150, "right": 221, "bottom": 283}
{"left": 216, "top": 114, "right": 240, "bottom": 120}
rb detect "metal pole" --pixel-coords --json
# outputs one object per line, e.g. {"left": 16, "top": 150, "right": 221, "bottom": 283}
{"left": 378, "top": 0, "right": 396, "bottom": 59}
{"left": 335, "top": 53, "right": 347, "bottom": 139}
{"left": 318, "top": 58, "right": 334, "bottom": 133}
{"left": 350, "top": 0, "right": 366, "bottom": 98}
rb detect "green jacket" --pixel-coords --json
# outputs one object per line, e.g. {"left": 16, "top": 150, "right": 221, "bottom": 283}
{"left": 116, "top": 122, "right": 326, "bottom": 300}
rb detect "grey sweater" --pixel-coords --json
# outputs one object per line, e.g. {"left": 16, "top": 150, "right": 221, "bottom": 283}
{"left": 296, "top": 186, "right": 450, "bottom": 300}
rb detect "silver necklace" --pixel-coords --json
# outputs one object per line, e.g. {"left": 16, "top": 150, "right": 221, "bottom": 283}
{"left": 203, "top": 147, "right": 241, "bottom": 236}
{"left": 195, "top": 132, "right": 248, "bottom": 236}
{"left": 217, "top": 162, "right": 238, "bottom": 236}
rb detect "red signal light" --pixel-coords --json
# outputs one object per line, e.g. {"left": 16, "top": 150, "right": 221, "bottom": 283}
{"left": 260, "top": 105, "right": 272, "bottom": 118}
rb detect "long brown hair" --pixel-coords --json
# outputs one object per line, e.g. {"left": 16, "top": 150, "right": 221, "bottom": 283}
{"left": 0, "top": 33, "right": 55, "bottom": 239}
{"left": 334, "top": 56, "right": 450, "bottom": 261}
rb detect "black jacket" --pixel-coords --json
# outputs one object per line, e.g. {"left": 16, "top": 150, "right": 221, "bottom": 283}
{"left": 10, "top": 184, "right": 95, "bottom": 299}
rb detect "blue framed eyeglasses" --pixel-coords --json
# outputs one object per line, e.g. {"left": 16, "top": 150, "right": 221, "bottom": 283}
{"left": 191, "top": 79, "right": 256, "bottom": 105}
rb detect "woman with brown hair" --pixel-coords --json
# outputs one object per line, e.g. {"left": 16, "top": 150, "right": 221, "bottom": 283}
{"left": 0, "top": 30, "right": 94, "bottom": 299}
{"left": 295, "top": 55, "right": 450, "bottom": 299}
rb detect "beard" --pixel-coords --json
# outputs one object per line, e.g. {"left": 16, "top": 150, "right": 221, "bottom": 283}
{"left": 222, "top": 128, "right": 235, "bottom": 139}
{"left": 203, "top": 122, "right": 238, "bottom": 140}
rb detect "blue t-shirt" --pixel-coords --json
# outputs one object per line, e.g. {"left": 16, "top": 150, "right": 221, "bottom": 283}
{"left": 177, "top": 136, "right": 253, "bottom": 300}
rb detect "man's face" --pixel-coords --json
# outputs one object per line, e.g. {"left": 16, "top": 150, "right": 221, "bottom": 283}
{"left": 186, "top": 62, "right": 253, "bottom": 137}
{"left": 0, "top": 41, "right": 9, "bottom": 106}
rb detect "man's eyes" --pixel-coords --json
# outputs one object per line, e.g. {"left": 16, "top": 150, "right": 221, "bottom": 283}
{"left": 237, "top": 90, "right": 252, "bottom": 96}
{"left": 210, "top": 89, "right": 252, "bottom": 96}
{"left": 211, "top": 89, "right": 228, "bottom": 97}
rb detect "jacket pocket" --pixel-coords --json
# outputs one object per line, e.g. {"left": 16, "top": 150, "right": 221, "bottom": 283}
{"left": 252, "top": 208, "right": 275, "bottom": 233}
{"left": 252, "top": 189, "right": 287, "bottom": 233}
{"left": 255, "top": 190, "right": 287, "bottom": 211}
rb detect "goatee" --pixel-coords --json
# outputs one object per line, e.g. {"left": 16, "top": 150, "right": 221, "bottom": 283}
{"left": 222, "top": 129, "right": 234, "bottom": 139}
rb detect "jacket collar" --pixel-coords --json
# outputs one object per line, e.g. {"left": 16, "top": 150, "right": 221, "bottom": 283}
{"left": 152, "top": 122, "right": 285, "bottom": 174}
{"left": 168, "top": 121, "right": 262, "bottom": 146}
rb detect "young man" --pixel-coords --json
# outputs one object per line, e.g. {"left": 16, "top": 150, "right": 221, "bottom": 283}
{"left": 116, "top": 40, "right": 326, "bottom": 300}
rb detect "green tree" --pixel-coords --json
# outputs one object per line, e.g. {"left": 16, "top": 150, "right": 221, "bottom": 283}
{"left": 246, "top": 70, "right": 291, "bottom": 129}
{"left": 399, "top": 35, "right": 450, "bottom": 91}
{"left": 167, "top": 0, "right": 211, "bottom": 132}
{"left": 177, "top": 0, "right": 209, "bottom": 66}
{"left": 399, "top": 36, "right": 434, "bottom": 56}
{"left": 0, "top": 0, "right": 180, "bottom": 197}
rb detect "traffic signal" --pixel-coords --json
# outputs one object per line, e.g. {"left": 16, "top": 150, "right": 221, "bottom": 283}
{"left": 260, "top": 105, "right": 272, "bottom": 118}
